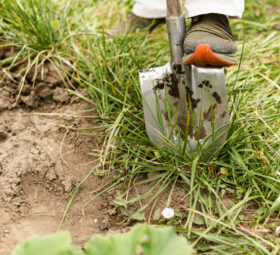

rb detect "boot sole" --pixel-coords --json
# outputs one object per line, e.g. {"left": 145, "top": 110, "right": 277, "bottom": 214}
{"left": 183, "top": 44, "right": 236, "bottom": 67}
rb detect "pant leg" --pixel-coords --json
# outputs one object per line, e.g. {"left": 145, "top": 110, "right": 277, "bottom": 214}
{"left": 185, "top": 0, "right": 244, "bottom": 18}
{"left": 132, "top": 0, "right": 244, "bottom": 19}
{"left": 132, "top": 0, "right": 166, "bottom": 19}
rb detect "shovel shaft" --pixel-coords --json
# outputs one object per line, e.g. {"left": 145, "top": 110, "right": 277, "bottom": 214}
{"left": 166, "top": 0, "right": 185, "bottom": 64}
{"left": 166, "top": 0, "right": 183, "bottom": 18}
{"left": 166, "top": 17, "right": 185, "bottom": 65}
{"left": 166, "top": 0, "right": 188, "bottom": 127}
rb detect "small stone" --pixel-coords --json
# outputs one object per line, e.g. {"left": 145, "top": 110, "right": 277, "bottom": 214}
{"left": 45, "top": 168, "right": 57, "bottom": 181}
{"left": 52, "top": 87, "right": 70, "bottom": 104}
{"left": 62, "top": 177, "right": 72, "bottom": 193}
{"left": 93, "top": 218, "right": 98, "bottom": 224}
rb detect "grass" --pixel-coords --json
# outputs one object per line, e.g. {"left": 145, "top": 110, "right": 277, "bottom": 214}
{"left": 0, "top": 0, "right": 280, "bottom": 254}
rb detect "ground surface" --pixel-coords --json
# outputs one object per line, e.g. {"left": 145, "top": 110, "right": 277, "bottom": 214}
{"left": 0, "top": 51, "right": 187, "bottom": 254}
{"left": 0, "top": 56, "right": 108, "bottom": 254}
{"left": 0, "top": 0, "right": 279, "bottom": 254}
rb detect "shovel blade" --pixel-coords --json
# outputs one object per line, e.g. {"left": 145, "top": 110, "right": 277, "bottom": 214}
{"left": 186, "top": 65, "right": 230, "bottom": 159}
{"left": 139, "top": 64, "right": 230, "bottom": 159}
{"left": 139, "top": 62, "right": 172, "bottom": 147}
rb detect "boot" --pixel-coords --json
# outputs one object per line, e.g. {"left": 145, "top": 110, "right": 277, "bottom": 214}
{"left": 183, "top": 14, "right": 237, "bottom": 67}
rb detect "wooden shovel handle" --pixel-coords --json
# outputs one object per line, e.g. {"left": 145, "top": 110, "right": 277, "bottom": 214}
{"left": 166, "top": 0, "right": 183, "bottom": 18}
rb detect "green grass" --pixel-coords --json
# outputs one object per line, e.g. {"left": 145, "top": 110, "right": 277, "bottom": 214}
{"left": 0, "top": 0, "right": 280, "bottom": 254}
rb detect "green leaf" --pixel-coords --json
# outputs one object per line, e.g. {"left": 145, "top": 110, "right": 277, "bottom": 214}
{"left": 12, "top": 232, "right": 83, "bottom": 255}
{"left": 130, "top": 211, "right": 146, "bottom": 221}
{"left": 220, "top": 167, "right": 229, "bottom": 175}
{"left": 153, "top": 208, "right": 161, "bottom": 221}
{"left": 114, "top": 197, "right": 128, "bottom": 208}
{"left": 85, "top": 224, "right": 194, "bottom": 255}
{"left": 193, "top": 217, "right": 205, "bottom": 226}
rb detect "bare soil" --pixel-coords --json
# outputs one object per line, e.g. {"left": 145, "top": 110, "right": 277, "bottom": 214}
{"left": 0, "top": 47, "right": 121, "bottom": 254}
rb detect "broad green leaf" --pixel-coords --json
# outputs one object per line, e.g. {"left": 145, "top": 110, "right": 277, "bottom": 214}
{"left": 85, "top": 224, "right": 194, "bottom": 255}
{"left": 193, "top": 217, "right": 205, "bottom": 226}
{"left": 153, "top": 208, "right": 161, "bottom": 221}
{"left": 130, "top": 211, "right": 145, "bottom": 221}
{"left": 114, "top": 197, "right": 128, "bottom": 208}
{"left": 12, "top": 232, "right": 83, "bottom": 255}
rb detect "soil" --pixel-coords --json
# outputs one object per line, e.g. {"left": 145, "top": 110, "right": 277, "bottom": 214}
{"left": 0, "top": 46, "right": 114, "bottom": 254}
{"left": 0, "top": 45, "right": 192, "bottom": 255}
